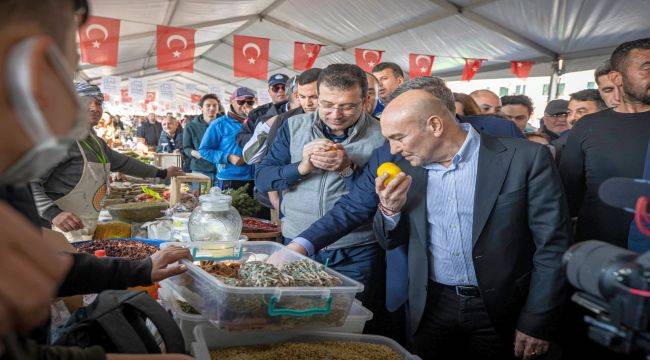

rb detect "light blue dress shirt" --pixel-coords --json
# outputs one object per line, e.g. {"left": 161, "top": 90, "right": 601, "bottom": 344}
{"left": 384, "top": 123, "right": 481, "bottom": 286}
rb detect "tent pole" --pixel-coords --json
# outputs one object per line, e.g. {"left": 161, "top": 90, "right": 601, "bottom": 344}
{"left": 547, "top": 56, "right": 564, "bottom": 101}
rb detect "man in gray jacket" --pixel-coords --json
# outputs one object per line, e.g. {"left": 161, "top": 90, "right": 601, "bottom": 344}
{"left": 31, "top": 82, "right": 183, "bottom": 239}
{"left": 256, "top": 64, "right": 386, "bottom": 329}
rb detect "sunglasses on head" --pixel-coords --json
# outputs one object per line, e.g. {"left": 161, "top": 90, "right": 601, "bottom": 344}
{"left": 237, "top": 99, "right": 255, "bottom": 106}
{"left": 270, "top": 84, "right": 286, "bottom": 93}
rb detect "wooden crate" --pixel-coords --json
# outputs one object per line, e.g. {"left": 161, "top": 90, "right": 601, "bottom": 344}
{"left": 154, "top": 153, "right": 181, "bottom": 169}
{"left": 169, "top": 173, "right": 212, "bottom": 205}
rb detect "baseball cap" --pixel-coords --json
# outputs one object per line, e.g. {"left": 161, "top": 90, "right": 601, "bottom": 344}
{"left": 544, "top": 99, "right": 569, "bottom": 116}
{"left": 230, "top": 87, "right": 256, "bottom": 101}
{"left": 268, "top": 73, "right": 289, "bottom": 86}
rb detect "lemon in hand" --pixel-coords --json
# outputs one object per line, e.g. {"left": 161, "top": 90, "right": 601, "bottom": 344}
{"left": 376, "top": 162, "right": 402, "bottom": 188}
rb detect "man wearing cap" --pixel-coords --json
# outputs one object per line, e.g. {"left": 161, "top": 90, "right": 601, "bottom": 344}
{"left": 199, "top": 87, "right": 256, "bottom": 193}
{"left": 236, "top": 73, "right": 290, "bottom": 147}
{"left": 30, "top": 82, "right": 184, "bottom": 241}
{"left": 540, "top": 99, "right": 569, "bottom": 141}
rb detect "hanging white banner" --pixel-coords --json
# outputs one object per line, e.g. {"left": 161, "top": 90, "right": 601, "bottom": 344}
{"left": 101, "top": 76, "right": 121, "bottom": 95}
{"left": 128, "top": 78, "right": 147, "bottom": 100}
{"left": 185, "top": 83, "right": 197, "bottom": 95}
{"left": 256, "top": 88, "right": 272, "bottom": 105}
{"left": 159, "top": 82, "right": 175, "bottom": 102}
{"left": 208, "top": 84, "right": 221, "bottom": 95}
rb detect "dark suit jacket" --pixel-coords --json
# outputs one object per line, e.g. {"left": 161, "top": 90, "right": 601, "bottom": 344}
{"left": 374, "top": 134, "right": 572, "bottom": 341}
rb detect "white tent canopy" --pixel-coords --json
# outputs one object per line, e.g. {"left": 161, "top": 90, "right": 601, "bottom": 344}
{"left": 79, "top": 0, "right": 650, "bottom": 104}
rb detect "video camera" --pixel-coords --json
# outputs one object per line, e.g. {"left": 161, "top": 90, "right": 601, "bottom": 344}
{"left": 562, "top": 177, "right": 650, "bottom": 355}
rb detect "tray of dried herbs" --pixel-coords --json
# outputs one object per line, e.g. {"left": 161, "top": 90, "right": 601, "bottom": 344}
{"left": 161, "top": 241, "right": 364, "bottom": 331}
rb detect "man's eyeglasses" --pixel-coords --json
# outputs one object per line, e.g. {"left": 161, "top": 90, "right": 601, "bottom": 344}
{"left": 319, "top": 100, "right": 362, "bottom": 113}
{"left": 237, "top": 99, "right": 255, "bottom": 106}
{"left": 270, "top": 84, "right": 286, "bottom": 93}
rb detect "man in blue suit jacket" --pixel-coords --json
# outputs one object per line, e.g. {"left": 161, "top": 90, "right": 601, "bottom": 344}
{"left": 286, "top": 78, "right": 525, "bottom": 318}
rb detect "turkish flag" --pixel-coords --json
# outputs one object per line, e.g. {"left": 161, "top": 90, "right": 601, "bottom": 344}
{"left": 140, "top": 102, "right": 147, "bottom": 112}
{"left": 145, "top": 91, "right": 156, "bottom": 103}
{"left": 78, "top": 16, "right": 121, "bottom": 67}
{"left": 293, "top": 42, "right": 322, "bottom": 71}
{"left": 120, "top": 89, "right": 132, "bottom": 103}
{"left": 355, "top": 48, "right": 384, "bottom": 73}
{"left": 461, "top": 58, "right": 484, "bottom": 81}
{"left": 511, "top": 61, "right": 534, "bottom": 79}
{"left": 103, "top": 93, "right": 110, "bottom": 102}
{"left": 156, "top": 25, "right": 196, "bottom": 73}
{"left": 190, "top": 94, "right": 202, "bottom": 104}
{"left": 233, "top": 35, "right": 270, "bottom": 80}
{"left": 409, "top": 53, "right": 435, "bottom": 78}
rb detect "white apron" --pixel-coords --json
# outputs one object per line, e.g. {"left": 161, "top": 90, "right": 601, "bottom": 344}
{"left": 53, "top": 138, "right": 111, "bottom": 242}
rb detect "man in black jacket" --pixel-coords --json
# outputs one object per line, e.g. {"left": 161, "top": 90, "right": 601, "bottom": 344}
{"left": 157, "top": 115, "right": 183, "bottom": 154}
{"left": 235, "top": 73, "right": 290, "bottom": 147}
{"left": 374, "top": 90, "right": 571, "bottom": 359}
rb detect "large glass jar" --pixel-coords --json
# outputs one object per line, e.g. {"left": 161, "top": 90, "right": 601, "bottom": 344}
{"left": 188, "top": 187, "right": 242, "bottom": 242}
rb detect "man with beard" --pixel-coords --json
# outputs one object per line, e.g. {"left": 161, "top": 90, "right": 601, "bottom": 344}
{"left": 31, "top": 82, "right": 183, "bottom": 241}
{"left": 560, "top": 37, "right": 650, "bottom": 248}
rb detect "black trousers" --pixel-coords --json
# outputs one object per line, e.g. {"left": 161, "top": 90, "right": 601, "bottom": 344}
{"left": 411, "top": 281, "right": 514, "bottom": 360}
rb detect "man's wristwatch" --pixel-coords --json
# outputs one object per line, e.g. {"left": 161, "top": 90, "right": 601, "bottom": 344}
{"left": 337, "top": 163, "right": 355, "bottom": 177}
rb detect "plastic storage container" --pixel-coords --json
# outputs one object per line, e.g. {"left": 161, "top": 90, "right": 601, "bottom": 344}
{"left": 191, "top": 324, "right": 421, "bottom": 360}
{"left": 160, "top": 282, "right": 372, "bottom": 347}
{"left": 158, "top": 286, "right": 210, "bottom": 349}
{"left": 162, "top": 241, "right": 364, "bottom": 331}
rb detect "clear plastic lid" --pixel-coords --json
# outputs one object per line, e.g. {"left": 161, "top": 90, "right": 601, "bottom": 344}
{"left": 198, "top": 187, "right": 232, "bottom": 212}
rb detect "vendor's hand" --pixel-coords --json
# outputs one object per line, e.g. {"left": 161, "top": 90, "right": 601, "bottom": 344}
{"left": 165, "top": 166, "right": 185, "bottom": 178}
{"left": 311, "top": 143, "right": 352, "bottom": 172}
{"left": 111, "top": 173, "right": 126, "bottom": 182}
{"left": 52, "top": 211, "right": 84, "bottom": 232}
{"left": 190, "top": 150, "right": 202, "bottom": 159}
{"left": 514, "top": 330, "right": 549, "bottom": 359}
{"left": 149, "top": 245, "right": 193, "bottom": 282}
{"left": 228, "top": 154, "right": 245, "bottom": 166}
{"left": 375, "top": 172, "right": 411, "bottom": 216}
{"left": 0, "top": 201, "right": 73, "bottom": 337}
{"left": 298, "top": 139, "right": 333, "bottom": 175}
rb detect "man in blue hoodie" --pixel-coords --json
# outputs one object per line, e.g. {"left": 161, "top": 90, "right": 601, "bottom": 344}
{"left": 199, "top": 87, "right": 256, "bottom": 192}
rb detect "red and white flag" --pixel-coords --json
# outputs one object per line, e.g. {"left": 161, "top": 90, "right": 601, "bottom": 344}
{"left": 355, "top": 48, "right": 384, "bottom": 73}
{"left": 120, "top": 89, "right": 132, "bottom": 103}
{"left": 293, "top": 42, "right": 322, "bottom": 71}
{"left": 233, "top": 35, "right": 270, "bottom": 80}
{"left": 190, "top": 94, "right": 202, "bottom": 104}
{"left": 145, "top": 91, "right": 156, "bottom": 104}
{"left": 156, "top": 25, "right": 196, "bottom": 73}
{"left": 511, "top": 61, "right": 534, "bottom": 79}
{"left": 409, "top": 53, "right": 435, "bottom": 78}
{"left": 461, "top": 58, "right": 484, "bottom": 81}
{"left": 78, "top": 16, "right": 121, "bottom": 67}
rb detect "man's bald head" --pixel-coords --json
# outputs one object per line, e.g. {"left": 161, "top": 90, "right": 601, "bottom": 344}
{"left": 381, "top": 89, "right": 463, "bottom": 167}
{"left": 383, "top": 89, "right": 454, "bottom": 127}
{"left": 470, "top": 89, "right": 502, "bottom": 114}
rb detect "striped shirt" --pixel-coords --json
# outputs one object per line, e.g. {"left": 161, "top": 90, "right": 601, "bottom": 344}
{"left": 383, "top": 123, "right": 480, "bottom": 286}
{"left": 423, "top": 123, "right": 480, "bottom": 286}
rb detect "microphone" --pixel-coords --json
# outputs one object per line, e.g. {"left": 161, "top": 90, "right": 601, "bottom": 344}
{"left": 599, "top": 177, "right": 650, "bottom": 213}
